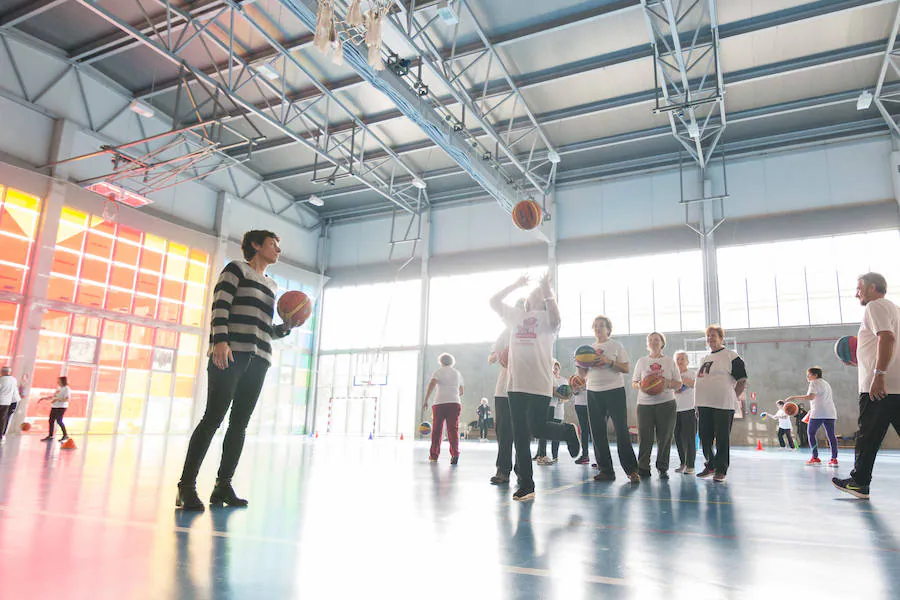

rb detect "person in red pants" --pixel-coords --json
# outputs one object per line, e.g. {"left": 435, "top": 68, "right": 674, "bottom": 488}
{"left": 422, "top": 353, "right": 464, "bottom": 464}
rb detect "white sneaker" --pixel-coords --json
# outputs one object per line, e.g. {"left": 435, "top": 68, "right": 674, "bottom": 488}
{"left": 548, "top": 457, "right": 558, "bottom": 465}
{"left": 683, "top": 467, "right": 695, "bottom": 475}
{"left": 674, "top": 465, "right": 685, "bottom": 474}
{"left": 537, "top": 456, "right": 550, "bottom": 466}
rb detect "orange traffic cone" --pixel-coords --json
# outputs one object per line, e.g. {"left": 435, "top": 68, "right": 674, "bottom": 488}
{"left": 314, "top": 431, "right": 318, "bottom": 438}
{"left": 61, "top": 438, "right": 77, "bottom": 450}
{"left": 399, "top": 433, "right": 404, "bottom": 441}
{"left": 756, "top": 439, "right": 763, "bottom": 451}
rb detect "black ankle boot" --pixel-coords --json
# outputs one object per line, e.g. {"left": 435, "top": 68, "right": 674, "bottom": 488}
{"left": 209, "top": 480, "right": 248, "bottom": 507}
{"left": 175, "top": 484, "right": 205, "bottom": 511}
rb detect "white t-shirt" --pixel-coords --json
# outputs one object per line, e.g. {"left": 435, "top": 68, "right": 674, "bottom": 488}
{"left": 551, "top": 375, "right": 566, "bottom": 419}
{"left": 585, "top": 339, "right": 629, "bottom": 392}
{"left": 430, "top": 366, "right": 463, "bottom": 405}
{"left": 694, "top": 348, "right": 747, "bottom": 410}
{"left": 807, "top": 378, "right": 836, "bottom": 419}
{"left": 0, "top": 375, "right": 20, "bottom": 406}
{"left": 857, "top": 297, "right": 900, "bottom": 394}
{"left": 573, "top": 389, "right": 587, "bottom": 407}
{"left": 774, "top": 408, "right": 792, "bottom": 429}
{"left": 492, "top": 328, "right": 511, "bottom": 398}
{"left": 501, "top": 306, "right": 558, "bottom": 397}
{"left": 632, "top": 355, "right": 680, "bottom": 405}
{"left": 675, "top": 369, "right": 696, "bottom": 412}
{"left": 51, "top": 385, "right": 70, "bottom": 409}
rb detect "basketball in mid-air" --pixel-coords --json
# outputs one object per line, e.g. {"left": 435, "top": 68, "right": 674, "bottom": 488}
{"left": 511, "top": 199, "right": 543, "bottom": 231}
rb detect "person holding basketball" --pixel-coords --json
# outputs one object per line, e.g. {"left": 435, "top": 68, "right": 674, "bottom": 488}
{"left": 694, "top": 325, "right": 748, "bottom": 483}
{"left": 576, "top": 316, "right": 640, "bottom": 484}
{"left": 177, "top": 230, "right": 295, "bottom": 512}
{"left": 490, "top": 274, "right": 580, "bottom": 502}
{"left": 784, "top": 367, "right": 838, "bottom": 466}
{"left": 834, "top": 273, "right": 900, "bottom": 499}
{"left": 632, "top": 332, "right": 682, "bottom": 480}
{"left": 769, "top": 400, "right": 796, "bottom": 449}
{"left": 423, "top": 353, "right": 464, "bottom": 464}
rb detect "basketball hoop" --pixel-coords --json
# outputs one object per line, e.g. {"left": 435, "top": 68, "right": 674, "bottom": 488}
{"left": 353, "top": 351, "right": 389, "bottom": 387}
{"left": 102, "top": 193, "right": 120, "bottom": 223}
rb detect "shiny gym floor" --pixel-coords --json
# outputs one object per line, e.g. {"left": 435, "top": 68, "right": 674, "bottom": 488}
{"left": 1, "top": 435, "right": 899, "bottom": 600}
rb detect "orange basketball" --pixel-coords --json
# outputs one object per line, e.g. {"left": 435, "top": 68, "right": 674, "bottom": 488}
{"left": 20, "top": 422, "right": 31, "bottom": 432}
{"left": 512, "top": 200, "right": 543, "bottom": 231}
{"left": 640, "top": 374, "right": 666, "bottom": 395}
{"left": 277, "top": 290, "right": 313, "bottom": 327}
{"left": 783, "top": 401, "right": 798, "bottom": 417}
{"left": 568, "top": 375, "right": 585, "bottom": 391}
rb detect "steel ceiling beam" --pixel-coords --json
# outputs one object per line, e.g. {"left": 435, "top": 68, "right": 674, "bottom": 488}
{"left": 74, "top": 0, "right": 424, "bottom": 214}
{"left": 256, "top": 40, "right": 883, "bottom": 184}
{"left": 873, "top": 0, "right": 900, "bottom": 135}
{"left": 0, "top": 0, "right": 68, "bottom": 28}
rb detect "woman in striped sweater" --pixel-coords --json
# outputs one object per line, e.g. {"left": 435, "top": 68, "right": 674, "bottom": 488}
{"left": 176, "top": 230, "right": 294, "bottom": 511}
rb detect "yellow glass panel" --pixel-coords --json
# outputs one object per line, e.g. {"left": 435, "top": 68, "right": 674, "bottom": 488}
{"left": 186, "top": 261, "right": 208, "bottom": 285}
{"left": 41, "top": 311, "right": 70, "bottom": 333}
{"left": 178, "top": 333, "right": 200, "bottom": 355}
{"left": 122, "top": 369, "right": 149, "bottom": 396}
{"left": 117, "top": 396, "right": 145, "bottom": 433}
{"left": 168, "top": 242, "right": 188, "bottom": 257}
{"left": 0, "top": 202, "right": 39, "bottom": 239}
{"left": 164, "top": 254, "right": 187, "bottom": 281}
{"left": 150, "top": 372, "right": 172, "bottom": 396}
{"left": 87, "top": 393, "right": 119, "bottom": 434}
{"left": 57, "top": 207, "right": 87, "bottom": 250}
{"left": 5, "top": 188, "right": 41, "bottom": 211}
{"left": 144, "top": 234, "right": 166, "bottom": 253}
{"left": 174, "top": 375, "right": 195, "bottom": 397}
{"left": 181, "top": 306, "right": 204, "bottom": 328}
{"left": 176, "top": 351, "right": 198, "bottom": 375}
{"left": 184, "top": 284, "right": 205, "bottom": 307}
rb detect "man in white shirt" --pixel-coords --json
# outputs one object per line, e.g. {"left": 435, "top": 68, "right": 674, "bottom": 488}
{"left": 834, "top": 273, "right": 900, "bottom": 499}
{"left": 0, "top": 366, "right": 21, "bottom": 442}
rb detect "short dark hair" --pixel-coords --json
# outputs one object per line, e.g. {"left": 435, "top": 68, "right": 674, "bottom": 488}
{"left": 58, "top": 376, "right": 68, "bottom": 386}
{"left": 808, "top": 366, "right": 823, "bottom": 379}
{"left": 858, "top": 272, "right": 887, "bottom": 294}
{"left": 776, "top": 400, "right": 784, "bottom": 406}
{"left": 241, "top": 230, "right": 279, "bottom": 261}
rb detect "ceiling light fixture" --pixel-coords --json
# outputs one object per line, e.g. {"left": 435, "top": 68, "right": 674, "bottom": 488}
{"left": 547, "top": 149, "right": 561, "bottom": 164}
{"left": 857, "top": 90, "right": 874, "bottom": 111}
{"left": 307, "top": 194, "right": 324, "bottom": 207}
{"left": 436, "top": 0, "right": 459, "bottom": 26}
{"left": 129, "top": 99, "right": 155, "bottom": 119}
{"left": 412, "top": 178, "right": 427, "bottom": 190}
{"left": 257, "top": 61, "right": 280, "bottom": 81}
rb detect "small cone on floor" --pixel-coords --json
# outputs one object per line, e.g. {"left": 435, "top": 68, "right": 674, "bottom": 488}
{"left": 61, "top": 438, "right": 77, "bottom": 450}
{"left": 314, "top": 431, "right": 318, "bottom": 438}
{"left": 399, "top": 433, "right": 404, "bottom": 441}
{"left": 756, "top": 439, "right": 763, "bottom": 451}
{"left": 368, "top": 432, "right": 373, "bottom": 440}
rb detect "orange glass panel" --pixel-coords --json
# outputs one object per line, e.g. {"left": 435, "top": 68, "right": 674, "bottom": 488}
{"left": 157, "top": 300, "right": 181, "bottom": 323}
{"left": 41, "top": 311, "right": 70, "bottom": 333}
{"left": 150, "top": 372, "right": 172, "bottom": 397}
{"left": 0, "top": 302, "right": 17, "bottom": 325}
{"left": 31, "top": 362, "right": 61, "bottom": 390}
{"left": 89, "top": 215, "right": 116, "bottom": 236}
{"left": 106, "top": 289, "right": 133, "bottom": 313}
{"left": 133, "top": 294, "right": 157, "bottom": 318}
{"left": 51, "top": 250, "right": 79, "bottom": 278}
{"left": 109, "top": 265, "right": 136, "bottom": 290}
{"left": 98, "top": 341, "right": 126, "bottom": 367}
{"left": 57, "top": 207, "right": 87, "bottom": 251}
{"left": 84, "top": 231, "right": 113, "bottom": 260}
{"left": 126, "top": 346, "right": 152, "bottom": 369}
{"left": 0, "top": 329, "right": 12, "bottom": 356}
{"left": 130, "top": 325, "right": 153, "bottom": 346}
{"left": 75, "top": 281, "right": 105, "bottom": 308}
{"left": 103, "top": 321, "right": 128, "bottom": 341}
{"left": 80, "top": 256, "right": 109, "bottom": 284}
{"left": 116, "top": 225, "right": 142, "bottom": 245}
{"left": 136, "top": 271, "right": 160, "bottom": 295}
{"left": 95, "top": 368, "right": 122, "bottom": 393}
{"left": 0, "top": 264, "right": 25, "bottom": 293}
{"left": 160, "top": 279, "right": 184, "bottom": 301}
{"left": 174, "top": 375, "right": 195, "bottom": 397}
{"left": 0, "top": 233, "right": 29, "bottom": 264}
{"left": 189, "top": 248, "right": 207, "bottom": 262}
{"left": 155, "top": 329, "right": 178, "bottom": 348}
{"left": 65, "top": 391, "right": 88, "bottom": 419}
{"left": 0, "top": 201, "right": 39, "bottom": 238}
{"left": 71, "top": 315, "right": 100, "bottom": 337}
{"left": 36, "top": 332, "right": 66, "bottom": 361}
{"left": 5, "top": 188, "right": 41, "bottom": 211}
{"left": 113, "top": 240, "right": 140, "bottom": 266}
{"left": 46, "top": 277, "right": 76, "bottom": 302}
{"left": 181, "top": 306, "right": 204, "bottom": 328}
{"left": 65, "top": 365, "right": 93, "bottom": 390}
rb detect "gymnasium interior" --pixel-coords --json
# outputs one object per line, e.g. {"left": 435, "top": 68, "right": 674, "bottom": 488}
{"left": 1, "top": 0, "right": 899, "bottom": 598}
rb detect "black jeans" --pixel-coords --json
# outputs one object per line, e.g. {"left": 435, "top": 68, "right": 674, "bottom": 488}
{"left": 587, "top": 388, "right": 638, "bottom": 476}
{"left": 0, "top": 404, "right": 10, "bottom": 436}
{"left": 1, "top": 402, "right": 16, "bottom": 435}
{"left": 777, "top": 427, "right": 795, "bottom": 449}
{"left": 508, "top": 391, "right": 574, "bottom": 491}
{"left": 48, "top": 407, "right": 67, "bottom": 437}
{"left": 796, "top": 418, "right": 810, "bottom": 447}
{"left": 850, "top": 393, "right": 900, "bottom": 486}
{"left": 180, "top": 353, "right": 269, "bottom": 486}
{"left": 494, "top": 396, "right": 514, "bottom": 476}
{"left": 537, "top": 409, "right": 561, "bottom": 459}
{"left": 574, "top": 404, "right": 591, "bottom": 457}
{"left": 479, "top": 418, "right": 489, "bottom": 439}
{"left": 698, "top": 407, "right": 734, "bottom": 474}
{"left": 674, "top": 409, "right": 697, "bottom": 468}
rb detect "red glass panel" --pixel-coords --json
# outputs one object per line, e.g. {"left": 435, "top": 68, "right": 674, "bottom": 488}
{"left": 65, "top": 365, "right": 93, "bottom": 390}
{"left": 75, "top": 282, "right": 105, "bottom": 308}
{"left": 116, "top": 225, "right": 142, "bottom": 245}
{"left": 80, "top": 256, "right": 109, "bottom": 284}
{"left": 106, "top": 289, "right": 133, "bottom": 313}
{"left": 157, "top": 300, "right": 181, "bottom": 323}
{"left": 102, "top": 320, "right": 128, "bottom": 342}
{"left": 96, "top": 368, "right": 121, "bottom": 393}
{"left": 46, "top": 277, "right": 76, "bottom": 302}
{"left": 41, "top": 311, "right": 70, "bottom": 333}
{"left": 0, "top": 234, "right": 29, "bottom": 265}
{"left": 65, "top": 391, "right": 88, "bottom": 418}
{"left": 155, "top": 329, "right": 178, "bottom": 348}
{"left": 133, "top": 294, "right": 157, "bottom": 318}
{"left": 32, "top": 362, "right": 62, "bottom": 389}
{"left": 71, "top": 315, "right": 100, "bottom": 337}
{"left": 0, "top": 264, "right": 25, "bottom": 293}
{"left": 84, "top": 231, "right": 113, "bottom": 259}
{"left": 140, "top": 250, "right": 163, "bottom": 273}
{"left": 136, "top": 271, "right": 160, "bottom": 295}
{"left": 160, "top": 279, "right": 185, "bottom": 301}
{"left": 98, "top": 341, "right": 126, "bottom": 367}
{"left": 113, "top": 240, "right": 140, "bottom": 267}
{"left": 109, "top": 265, "right": 136, "bottom": 290}
{"left": 51, "top": 251, "right": 79, "bottom": 278}
{"left": 127, "top": 346, "right": 152, "bottom": 369}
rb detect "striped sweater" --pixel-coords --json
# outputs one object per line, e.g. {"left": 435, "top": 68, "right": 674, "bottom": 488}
{"left": 209, "top": 260, "right": 288, "bottom": 365}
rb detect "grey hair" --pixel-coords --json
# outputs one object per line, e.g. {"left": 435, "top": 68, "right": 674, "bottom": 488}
{"left": 859, "top": 272, "right": 887, "bottom": 294}
{"left": 438, "top": 353, "right": 455, "bottom": 367}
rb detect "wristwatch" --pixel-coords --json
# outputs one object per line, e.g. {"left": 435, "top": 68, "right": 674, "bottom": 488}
{"left": 874, "top": 369, "right": 888, "bottom": 376}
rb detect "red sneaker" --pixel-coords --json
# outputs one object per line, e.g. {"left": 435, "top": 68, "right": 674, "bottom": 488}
{"left": 805, "top": 457, "right": 821, "bottom": 466}
{"left": 827, "top": 459, "right": 839, "bottom": 467}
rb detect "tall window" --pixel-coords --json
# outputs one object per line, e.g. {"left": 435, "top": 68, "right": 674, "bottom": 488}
{"left": 320, "top": 280, "right": 421, "bottom": 350}
{"left": 717, "top": 231, "right": 900, "bottom": 329}
{"left": 428, "top": 267, "right": 547, "bottom": 344}
{"left": 0, "top": 186, "right": 41, "bottom": 295}
{"left": 557, "top": 251, "right": 705, "bottom": 337}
